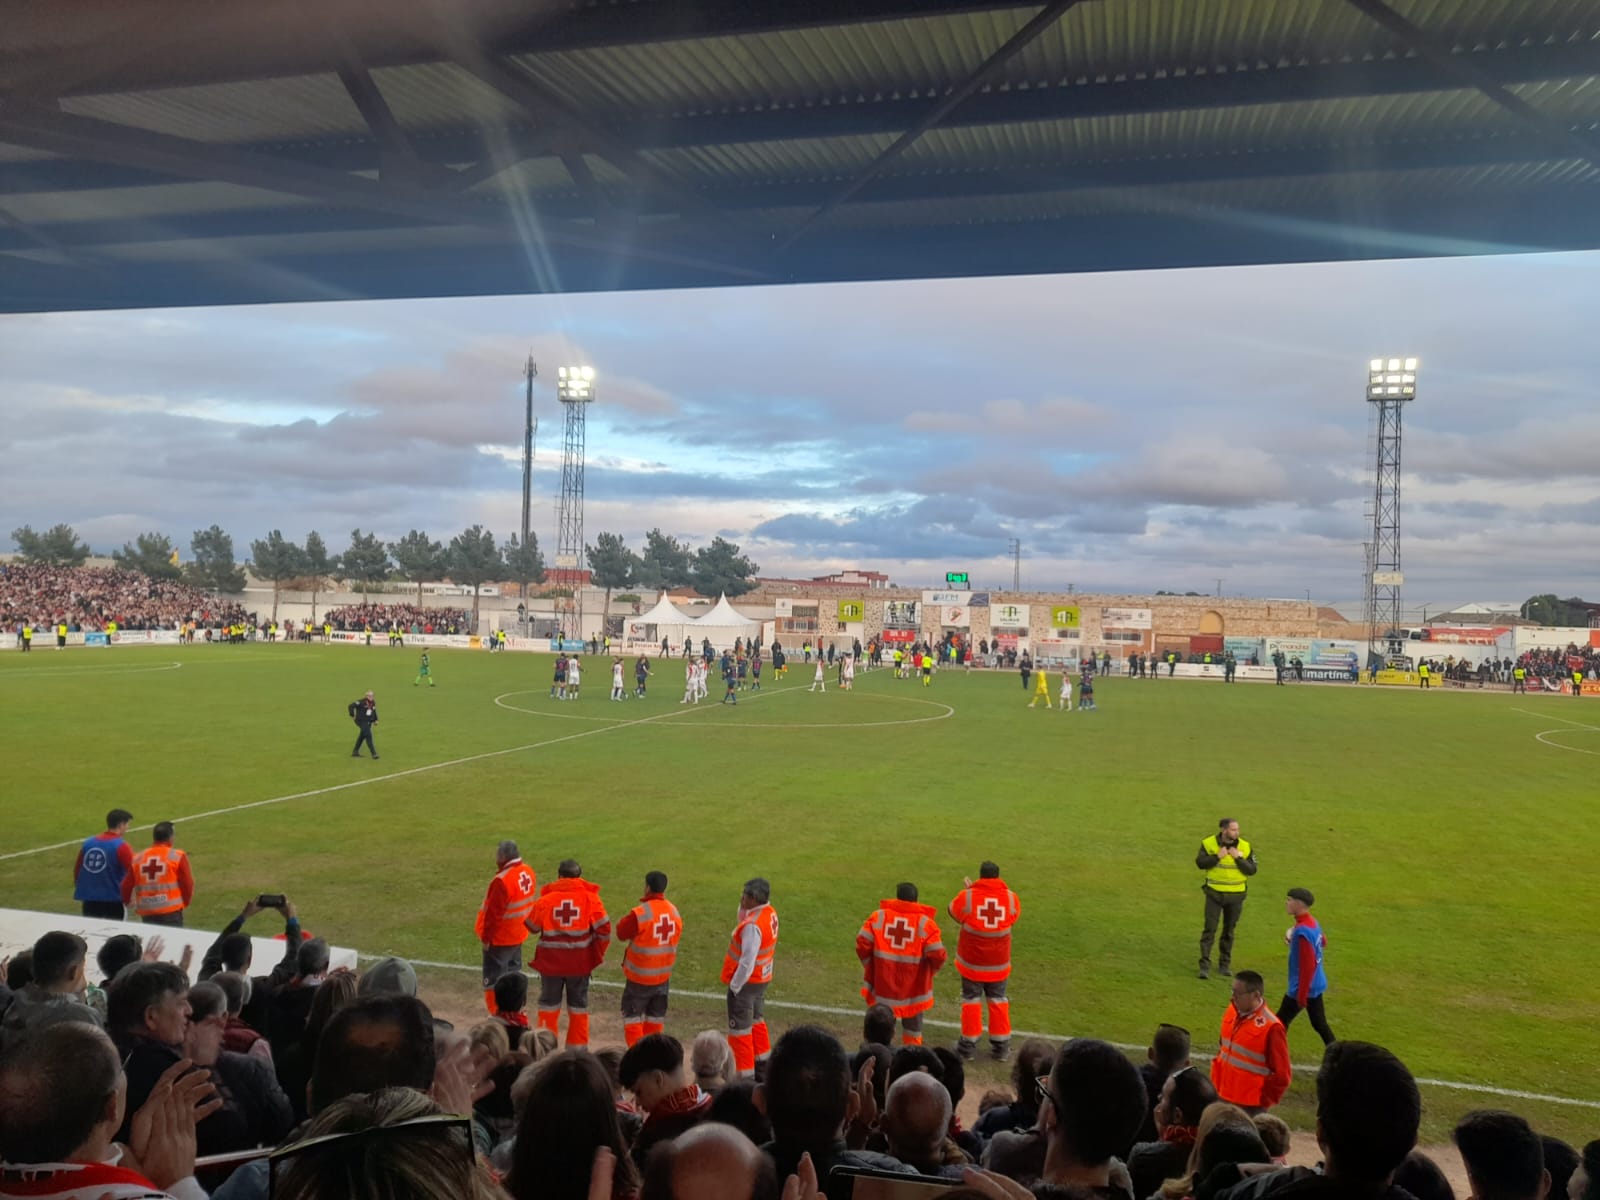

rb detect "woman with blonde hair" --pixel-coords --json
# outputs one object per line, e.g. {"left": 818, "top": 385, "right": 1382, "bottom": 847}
{"left": 1157, "top": 1101, "right": 1272, "bottom": 1200}
{"left": 270, "top": 1086, "right": 503, "bottom": 1200}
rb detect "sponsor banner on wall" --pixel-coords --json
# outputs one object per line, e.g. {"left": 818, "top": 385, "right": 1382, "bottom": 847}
{"left": 884, "top": 600, "right": 920, "bottom": 629}
{"left": 940, "top": 605, "right": 971, "bottom": 628}
{"left": 774, "top": 598, "right": 795, "bottom": 616}
{"left": 923, "top": 590, "right": 966, "bottom": 606}
{"left": 1050, "top": 606, "right": 1080, "bottom": 628}
{"left": 108, "top": 629, "right": 183, "bottom": 645}
{"left": 1224, "top": 637, "right": 1263, "bottom": 662}
{"left": 969, "top": 592, "right": 990, "bottom": 607}
{"left": 84, "top": 633, "right": 109, "bottom": 646}
{"left": 994, "top": 633, "right": 1021, "bottom": 651}
{"left": 837, "top": 599, "right": 865, "bottom": 622}
{"left": 1263, "top": 637, "right": 1313, "bottom": 661}
{"left": 1100, "top": 606, "right": 1152, "bottom": 629}
{"left": 880, "top": 628, "right": 916, "bottom": 643}
{"left": 992, "top": 603, "right": 1030, "bottom": 628}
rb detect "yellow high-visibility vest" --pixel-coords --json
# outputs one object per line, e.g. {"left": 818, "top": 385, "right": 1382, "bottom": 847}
{"left": 1201, "top": 835, "right": 1252, "bottom": 893}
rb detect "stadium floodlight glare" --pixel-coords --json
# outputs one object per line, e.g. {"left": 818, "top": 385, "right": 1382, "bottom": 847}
{"left": 557, "top": 365, "right": 595, "bottom": 403}
{"left": 1367, "top": 356, "right": 1418, "bottom": 401}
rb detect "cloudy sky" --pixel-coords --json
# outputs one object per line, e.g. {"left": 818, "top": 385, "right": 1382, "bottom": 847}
{"left": 3, "top": 250, "right": 1596, "bottom": 607}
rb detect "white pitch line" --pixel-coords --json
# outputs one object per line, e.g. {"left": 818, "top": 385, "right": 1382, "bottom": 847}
{"left": 496, "top": 687, "right": 955, "bottom": 731}
{"left": 0, "top": 677, "right": 821, "bottom": 863}
{"left": 1511, "top": 706, "right": 1600, "bottom": 731}
{"left": 376, "top": 955, "right": 1600, "bottom": 1109}
{"left": 0, "top": 661, "right": 185, "bottom": 680}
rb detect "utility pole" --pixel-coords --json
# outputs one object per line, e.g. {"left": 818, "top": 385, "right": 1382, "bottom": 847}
{"left": 1008, "top": 538, "right": 1021, "bottom": 590}
{"left": 520, "top": 355, "right": 538, "bottom": 583}
{"left": 1215, "top": 578, "right": 1224, "bottom": 597}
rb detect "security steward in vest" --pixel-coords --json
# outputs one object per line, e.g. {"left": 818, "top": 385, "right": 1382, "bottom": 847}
{"left": 1512, "top": 664, "right": 1527, "bottom": 692}
{"left": 1211, "top": 969, "right": 1291, "bottom": 1115}
{"left": 1575, "top": 667, "right": 1586, "bottom": 698}
{"left": 475, "top": 839, "right": 538, "bottom": 1015}
{"left": 721, "top": 877, "right": 778, "bottom": 1079}
{"left": 947, "top": 861, "right": 1021, "bottom": 1061}
{"left": 856, "top": 882, "right": 947, "bottom": 1046}
{"left": 616, "top": 870, "right": 683, "bottom": 1046}
{"left": 56, "top": 621, "right": 68, "bottom": 649}
{"left": 121, "top": 821, "right": 195, "bottom": 927}
{"left": 528, "top": 858, "right": 610, "bottom": 1049}
{"left": 1197, "top": 818, "right": 1257, "bottom": 980}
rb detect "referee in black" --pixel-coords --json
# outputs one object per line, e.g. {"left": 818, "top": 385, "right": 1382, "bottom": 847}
{"left": 348, "top": 690, "right": 380, "bottom": 759}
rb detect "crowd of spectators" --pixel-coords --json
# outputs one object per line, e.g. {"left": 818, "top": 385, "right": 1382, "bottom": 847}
{"left": 0, "top": 564, "right": 248, "bottom": 633}
{"left": 2, "top": 899, "right": 1596, "bottom": 1200}
{"left": 324, "top": 603, "right": 470, "bottom": 635}
{"left": 1418, "top": 647, "right": 1599, "bottom": 688}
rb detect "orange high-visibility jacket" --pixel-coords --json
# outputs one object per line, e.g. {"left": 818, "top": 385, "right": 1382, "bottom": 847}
{"left": 1211, "top": 1001, "right": 1292, "bottom": 1109}
{"left": 122, "top": 845, "right": 193, "bottom": 916}
{"left": 618, "top": 894, "right": 683, "bottom": 986}
{"left": 720, "top": 904, "right": 778, "bottom": 986}
{"left": 475, "top": 859, "right": 538, "bottom": 947}
{"left": 856, "top": 898, "right": 947, "bottom": 1016}
{"left": 529, "top": 878, "right": 611, "bottom": 976}
{"left": 947, "top": 878, "right": 1020, "bottom": 982}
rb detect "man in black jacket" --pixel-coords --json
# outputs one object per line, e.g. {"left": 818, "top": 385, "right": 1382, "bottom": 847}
{"left": 106, "top": 961, "right": 192, "bottom": 1141}
{"left": 348, "top": 690, "right": 379, "bottom": 759}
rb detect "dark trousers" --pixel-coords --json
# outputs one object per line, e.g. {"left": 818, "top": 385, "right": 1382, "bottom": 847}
{"left": 1277, "top": 993, "right": 1336, "bottom": 1045}
{"left": 82, "top": 901, "right": 124, "bottom": 921}
{"left": 352, "top": 725, "right": 377, "bottom": 757}
{"left": 142, "top": 910, "right": 184, "bottom": 927}
{"left": 1199, "top": 887, "right": 1245, "bottom": 971}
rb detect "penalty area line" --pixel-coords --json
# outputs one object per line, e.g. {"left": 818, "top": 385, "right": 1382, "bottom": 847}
{"left": 376, "top": 956, "right": 1600, "bottom": 1110}
{"left": 0, "top": 679, "right": 820, "bottom": 864}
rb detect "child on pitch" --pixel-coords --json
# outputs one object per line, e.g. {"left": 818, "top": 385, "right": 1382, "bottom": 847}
{"left": 722, "top": 661, "right": 739, "bottom": 705}
{"left": 750, "top": 654, "right": 763, "bottom": 691}
{"left": 610, "top": 657, "right": 626, "bottom": 702}
{"left": 737, "top": 652, "right": 748, "bottom": 690}
{"left": 810, "top": 656, "right": 826, "bottom": 692}
{"left": 1028, "top": 665, "right": 1051, "bottom": 708}
{"left": 1059, "top": 668, "right": 1073, "bottom": 712}
{"left": 414, "top": 651, "right": 436, "bottom": 688}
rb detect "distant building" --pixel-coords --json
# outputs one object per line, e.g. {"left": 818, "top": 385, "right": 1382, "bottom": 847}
{"left": 757, "top": 570, "right": 894, "bottom": 592}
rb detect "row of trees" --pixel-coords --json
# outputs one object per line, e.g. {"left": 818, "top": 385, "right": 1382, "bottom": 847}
{"left": 10, "top": 522, "right": 763, "bottom": 628}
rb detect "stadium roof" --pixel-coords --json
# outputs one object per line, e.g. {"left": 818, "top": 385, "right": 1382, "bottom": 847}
{"left": 2, "top": 0, "right": 1598, "bottom": 313}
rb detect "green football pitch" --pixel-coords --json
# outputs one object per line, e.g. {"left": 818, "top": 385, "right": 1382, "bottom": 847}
{"left": 2, "top": 644, "right": 1595, "bottom": 1139}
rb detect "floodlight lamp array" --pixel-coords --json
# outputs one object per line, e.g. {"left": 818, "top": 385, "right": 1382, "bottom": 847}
{"left": 1366, "top": 357, "right": 1418, "bottom": 400}
{"left": 557, "top": 365, "right": 596, "bottom": 402}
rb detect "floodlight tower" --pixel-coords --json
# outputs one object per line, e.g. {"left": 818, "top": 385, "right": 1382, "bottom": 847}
{"left": 1363, "top": 356, "right": 1418, "bottom": 661}
{"left": 554, "top": 365, "right": 595, "bottom": 643}
{"left": 520, "top": 355, "right": 538, "bottom": 586}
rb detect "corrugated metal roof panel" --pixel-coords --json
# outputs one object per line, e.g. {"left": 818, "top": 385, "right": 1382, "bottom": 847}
{"left": 60, "top": 73, "right": 365, "bottom": 142}
{"left": 507, "top": 0, "right": 1599, "bottom": 118}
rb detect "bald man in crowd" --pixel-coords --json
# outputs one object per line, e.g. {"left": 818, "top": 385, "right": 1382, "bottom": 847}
{"left": 640, "top": 1123, "right": 782, "bottom": 1200}
{"left": 882, "top": 1071, "right": 965, "bottom": 1180}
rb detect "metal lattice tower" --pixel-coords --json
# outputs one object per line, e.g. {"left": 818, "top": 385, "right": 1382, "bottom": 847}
{"left": 554, "top": 366, "right": 595, "bottom": 642}
{"left": 520, "top": 355, "right": 538, "bottom": 589}
{"left": 1363, "top": 357, "right": 1418, "bottom": 660}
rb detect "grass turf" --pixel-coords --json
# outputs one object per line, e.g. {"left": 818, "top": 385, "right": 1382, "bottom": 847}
{"left": 1, "top": 643, "right": 1595, "bottom": 1141}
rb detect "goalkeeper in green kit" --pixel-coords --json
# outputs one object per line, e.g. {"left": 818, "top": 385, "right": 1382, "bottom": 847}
{"left": 414, "top": 651, "right": 436, "bottom": 687}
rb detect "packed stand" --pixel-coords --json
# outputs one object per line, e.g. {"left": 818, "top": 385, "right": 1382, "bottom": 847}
{"left": 0, "top": 564, "right": 247, "bottom": 633}
{"left": 323, "top": 603, "right": 469, "bottom": 635}
{"left": 3, "top": 902, "right": 1597, "bottom": 1200}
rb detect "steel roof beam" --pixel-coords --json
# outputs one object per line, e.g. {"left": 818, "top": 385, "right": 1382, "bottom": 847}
{"left": 0, "top": 101, "right": 769, "bottom": 280}
{"left": 4, "top": 40, "right": 1594, "bottom": 197}
{"left": 1, "top": 131, "right": 1575, "bottom": 254}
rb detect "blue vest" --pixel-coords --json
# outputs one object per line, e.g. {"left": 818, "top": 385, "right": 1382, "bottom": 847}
{"left": 1287, "top": 918, "right": 1329, "bottom": 999}
{"left": 75, "top": 834, "right": 128, "bottom": 903}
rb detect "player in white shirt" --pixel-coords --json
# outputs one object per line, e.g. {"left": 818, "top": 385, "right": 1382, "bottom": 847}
{"left": 568, "top": 658, "right": 581, "bottom": 700}
{"left": 611, "top": 658, "right": 625, "bottom": 701}
{"left": 681, "top": 659, "right": 699, "bottom": 704}
{"left": 840, "top": 655, "right": 855, "bottom": 690}
{"left": 810, "top": 658, "right": 826, "bottom": 692}
{"left": 1059, "top": 671, "right": 1073, "bottom": 712}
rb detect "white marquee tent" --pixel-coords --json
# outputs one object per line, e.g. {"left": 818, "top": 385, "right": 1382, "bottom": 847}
{"left": 689, "top": 593, "right": 760, "bottom": 649}
{"left": 623, "top": 592, "right": 698, "bottom": 648}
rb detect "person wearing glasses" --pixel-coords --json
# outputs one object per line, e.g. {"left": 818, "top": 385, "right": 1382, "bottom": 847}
{"left": 1211, "top": 971, "right": 1292, "bottom": 1115}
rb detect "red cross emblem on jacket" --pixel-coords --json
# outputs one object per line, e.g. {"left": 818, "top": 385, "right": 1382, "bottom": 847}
{"left": 553, "top": 899, "right": 581, "bottom": 927}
